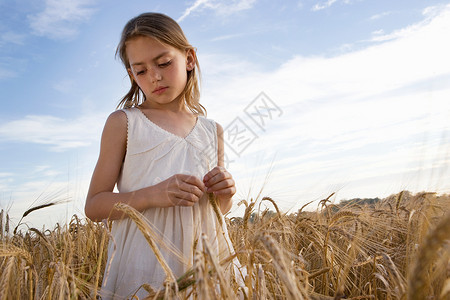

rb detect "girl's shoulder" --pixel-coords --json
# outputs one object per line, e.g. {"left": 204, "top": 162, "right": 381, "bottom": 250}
{"left": 198, "top": 115, "right": 218, "bottom": 129}
{"left": 197, "top": 116, "right": 224, "bottom": 138}
{"left": 105, "top": 109, "right": 128, "bottom": 129}
{"left": 99, "top": 110, "right": 128, "bottom": 152}
{"left": 114, "top": 107, "right": 135, "bottom": 116}
{"left": 111, "top": 107, "right": 142, "bottom": 124}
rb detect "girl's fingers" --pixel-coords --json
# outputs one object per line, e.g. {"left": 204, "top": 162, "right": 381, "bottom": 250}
{"left": 166, "top": 172, "right": 236, "bottom": 207}
{"left": 173, "top": 191, "right": 200, "bottom": 205}
{"left": 204, "top": 169, "right": 231, "bottom": 187}
{"left": 206, "top": 178, "right": 234, "bottom": 193}
{"left": 203, "top": 166, "right": 227, "bottom": 183}
{"left": 211, "top": 186, "right": 236, "bottom": 197}
{"left": 172, "top": 198, "right": 196, "bottom": 207}
{"left": 180, "top": 174, "right": 206, "bottom": 192}
{"left": 180, "top": 182, "right": 204, "bottom": 198}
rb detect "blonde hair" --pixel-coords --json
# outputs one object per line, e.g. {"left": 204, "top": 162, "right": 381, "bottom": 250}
{"left": 116, "top": 12, "right": 206, "bottom": 115}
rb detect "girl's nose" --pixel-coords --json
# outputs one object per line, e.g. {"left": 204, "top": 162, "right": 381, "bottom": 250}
{"left": 149, "top": 68, "right": 162, "bottom": 82}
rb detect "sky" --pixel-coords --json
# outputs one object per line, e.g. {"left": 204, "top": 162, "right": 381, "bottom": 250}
{"left": 1, "top": 0, "right": 449, "bottom": 230}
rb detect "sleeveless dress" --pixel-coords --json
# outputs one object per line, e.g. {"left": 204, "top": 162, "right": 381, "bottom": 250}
{"left": 100, "top": 107, "right": 241, "bottom": 299}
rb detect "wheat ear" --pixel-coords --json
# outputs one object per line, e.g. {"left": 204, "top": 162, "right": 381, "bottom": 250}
{"left": 257, "top": 233, "right": 305, "bottom": 300}
{"left": 0, "top": 256, "right": 15, "bottom": 299}
{"left": 201, "top": 233, "right": 233, "bottom": 299}
{"left": 408, "top": 211, "right": 450, "bottom": 299}
{"left": 113, "top": 203, "right": 178, "bottom": 287}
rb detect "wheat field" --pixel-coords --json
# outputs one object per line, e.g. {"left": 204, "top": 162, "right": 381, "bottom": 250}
{"left": 1, "top": 191, "right": 449, "bottom": 299}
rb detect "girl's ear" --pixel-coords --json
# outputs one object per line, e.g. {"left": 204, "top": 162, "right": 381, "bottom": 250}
{"left": 186, "top": 49, "right": 196, "bottom": 71}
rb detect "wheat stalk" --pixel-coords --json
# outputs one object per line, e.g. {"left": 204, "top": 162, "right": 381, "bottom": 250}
{"left": 113, "top": 203, "right": 178, "bottom": 288}
{"left": 201, "top": 233, "right": 233, "bottom": 299}
{"left": 408, "top": 211, "right": 450, "bottom": 300}
{"left": 208, "top": 193, "right": 223, "bottom": 227}
{"left": 0, "top": 209, "right": 3, "bottom": 239}
{"left": 257, "top": 233, "right": 306, "bottom": 300}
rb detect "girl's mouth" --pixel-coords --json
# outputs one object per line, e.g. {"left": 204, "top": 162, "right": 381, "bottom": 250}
{"left": 152, "top": 86, "right": 168, "bottom": 95}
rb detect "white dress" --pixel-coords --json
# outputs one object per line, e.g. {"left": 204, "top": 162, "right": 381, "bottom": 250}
{"left": 100, "top": 107, "right": 241, "bottom": 299}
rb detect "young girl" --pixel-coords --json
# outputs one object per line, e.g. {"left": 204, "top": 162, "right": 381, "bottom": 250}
{"left": 85, "top": 12, "right": 242, "bottom": 299}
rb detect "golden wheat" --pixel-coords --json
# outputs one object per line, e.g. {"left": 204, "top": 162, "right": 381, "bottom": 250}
{"left": 0, "top": 191, "right": 449, "bottom": 299}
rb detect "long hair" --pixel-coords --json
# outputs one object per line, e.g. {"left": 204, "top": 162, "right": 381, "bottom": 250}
{"left": 116, "top": 12, "right": 205, "bottom": 115}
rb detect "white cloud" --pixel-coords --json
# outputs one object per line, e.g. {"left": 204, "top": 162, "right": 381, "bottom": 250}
{"left": 178, "top": 0, "right": 212, "bottom": 22}
{"left": 0, "top": 112, "right": 105, "bottom": 152}
{"left": 312, "top": 0, "right": 338, "bottom": 11}
{"left": 311, "top": 0, "right": 356, "bottom": 11}
{"left": 28, "top": 0, "right": 97, "bottom": 39}
{"left": 369, "top": 4, "right": 449, "bottom": 43}
{"left": 371, "top": 29, "right": 384, "bottom": 36}
{"left": 369, "top": 21, "right": 424, "bottom": 42}
{"left": 200, "top": 4, "right": 450, "bottom": 204}
{"left": 422, "top": 4, "right": 448, "bottom": 18}
{"left": 369, "top": 11, "right": 392, "bottom": 20}
{"left": 178, "top": 0, "right": 256, "bottom": 22}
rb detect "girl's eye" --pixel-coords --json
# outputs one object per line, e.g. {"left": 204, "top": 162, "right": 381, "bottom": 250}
{"left": 136, "top": 70, "right": 146, "bottom": 75}
{"left": 158, "top": 60, "right": 172, "bottom": 68}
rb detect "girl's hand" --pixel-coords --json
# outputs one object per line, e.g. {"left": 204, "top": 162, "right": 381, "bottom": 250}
{"left": 156, "top": 174, "right": 206, "bottom": 207}
{"left": 203, "top": 166, "right": 236, "bottom": 207}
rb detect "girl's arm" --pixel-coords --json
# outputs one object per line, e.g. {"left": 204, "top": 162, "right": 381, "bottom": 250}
{"left": 203, "top": 123, "right": 235, "bottom": 214}
{"left": 85, "top": 111, "right": 205, "bottom": 222}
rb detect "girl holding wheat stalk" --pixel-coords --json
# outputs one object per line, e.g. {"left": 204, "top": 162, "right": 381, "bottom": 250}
{"left": 85, "top": 12, "right": 242, "bottom": 299}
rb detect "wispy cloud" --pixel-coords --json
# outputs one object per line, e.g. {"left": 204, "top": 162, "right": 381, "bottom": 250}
{"left": 28, "top": 0, "right": 97, "bottom": 39}
{"left": 422, "top": 4, "right": 449, "bottom": 18}
{"left": 31, "top": 165, "right": 63, "bottom": 177}
{"left": 311, "top": 0, "right": 355, "bottom": 11}
{"left": 178, "top": 0, "right": 256, "bottom": 22}
{"left": 178, "top": 0, "right": 211, "bottom": 22}
{"left": 369, "top": 11, "right": 392, "bottom": 20}
{"left": 0, "top": 31, "right": 27, "bottom": 47}
{"left": 210, "top": 32, "right": 247, "bottom": 42}
{"left": 371, "top": 29, "right": 384, "bottom": 36}
{"left": 312, "top": 0, "right": 338, "bottom": 11}
{"left": 210, "top": 26, "right": 269, "bottom": 42}
{"left": 53, "top": 79, "right": 76, "bottom": 93}
{"left": 369, "top": 5, "right": 446, "bottom": 43}
{"left": 0, "top": 113, "right": 105, "bottom": 151}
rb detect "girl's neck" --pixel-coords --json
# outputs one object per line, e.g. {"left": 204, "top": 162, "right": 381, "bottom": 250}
{"left": 139, "top": 96, "right": 190, "bottom": 114}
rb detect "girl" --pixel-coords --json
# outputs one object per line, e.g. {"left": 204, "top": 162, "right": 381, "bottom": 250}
{"left": 85, "top": 12, "right": 242, "bottom": 299}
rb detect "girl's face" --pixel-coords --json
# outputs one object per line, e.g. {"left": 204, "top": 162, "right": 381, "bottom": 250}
{"left": 126, "top": 35, "right": 194, "bottom": 108}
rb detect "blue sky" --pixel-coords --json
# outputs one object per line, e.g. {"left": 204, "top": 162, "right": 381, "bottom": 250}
{"left": 1, "top": 0, "right": 449, "bottom": 229}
